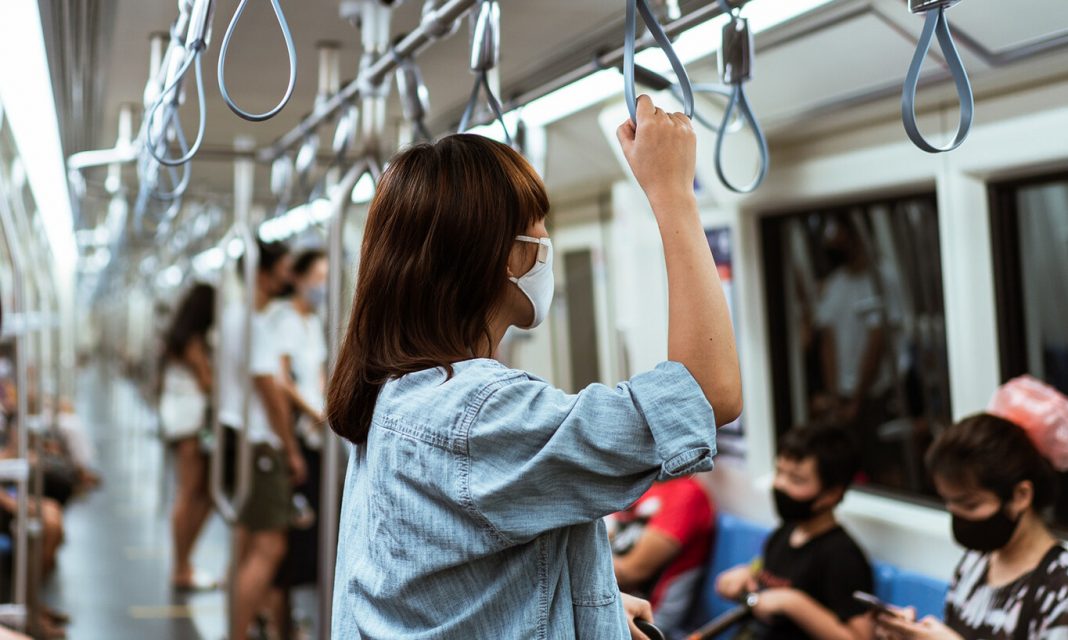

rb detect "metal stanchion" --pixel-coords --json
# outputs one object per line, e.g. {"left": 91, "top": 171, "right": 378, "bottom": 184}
{"left": 207, "top": 137, "right": 258, "bottom": 636}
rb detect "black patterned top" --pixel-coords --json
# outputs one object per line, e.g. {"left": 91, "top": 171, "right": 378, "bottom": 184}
{"left": 945, "top": 544, "right": 1068, "bottom": 640}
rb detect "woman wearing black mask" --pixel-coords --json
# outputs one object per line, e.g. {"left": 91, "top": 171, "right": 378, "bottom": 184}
{"left": 876, "top": 411, "right": 1068, "bottom": 640}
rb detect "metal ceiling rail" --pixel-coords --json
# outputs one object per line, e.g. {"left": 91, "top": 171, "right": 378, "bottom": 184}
{"left": 258, "top": 0, "right": 478, "bottom": 163}
{"left": 466, "top": 0, "right": 747, "bottom": 131}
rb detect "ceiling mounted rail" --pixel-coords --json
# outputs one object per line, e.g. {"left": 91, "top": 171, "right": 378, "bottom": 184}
{"left": 258, "top": 0, "right": 476, "bottom": 163}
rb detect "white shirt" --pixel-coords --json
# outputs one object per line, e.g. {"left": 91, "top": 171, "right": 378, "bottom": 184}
{"left": 218, "top": 303, "right": 283, "bottom": 449}
{"left": 815, "top": 268, "right": 902, "bottom": 397}
{"left": 271, "top": 302, "right": 328, "bottom": 449}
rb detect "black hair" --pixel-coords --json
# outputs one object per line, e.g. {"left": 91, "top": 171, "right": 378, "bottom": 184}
{"left": 926, "top": 412, "right": 1057, "bottom": 513}
{"left": 292, "top": 248, "right": 327, "bottom": 277}
{"left": 778, "top": 423, "right": 860, "bottom": 491}
{"left": 238, "top": 239, "right": 290, "bottom": 275}
{"left": 162, "top": 283, "right": 215, "bottom": 361}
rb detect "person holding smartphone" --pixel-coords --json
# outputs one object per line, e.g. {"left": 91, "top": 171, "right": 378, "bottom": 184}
{"left": 876, "top": 381, "right": 1068, "bottom": 640}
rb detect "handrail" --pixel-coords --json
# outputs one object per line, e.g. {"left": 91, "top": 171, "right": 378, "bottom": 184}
{"left": 218, "top": 0, "right": 298, "bottom": 122}
{"left": 208, "top": 143, "right": 257, "bottom": 527}
{"left": 319, "top": 156, "right": 379, "bottom": 639}
{"left": 259, "top": 0, "right": 475, "bottom": 162}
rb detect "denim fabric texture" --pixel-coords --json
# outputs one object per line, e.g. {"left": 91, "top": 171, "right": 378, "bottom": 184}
{"left": 331, "top": 359, "right": 716, "bottom": 639}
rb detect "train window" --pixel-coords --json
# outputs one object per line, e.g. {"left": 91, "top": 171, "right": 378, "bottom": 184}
{"left": 990, "top": 171, "right": 1068, "bottom": 527}
{"left": 761, "top": 193, "right": 952, "bottom": 500}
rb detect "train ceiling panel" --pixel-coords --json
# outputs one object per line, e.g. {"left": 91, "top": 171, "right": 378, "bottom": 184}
{"left": 950, "top": 0, "right": 1068, "bottom": 54}
{"left": 746, "top": 12, "right": 922, "bottom": 126}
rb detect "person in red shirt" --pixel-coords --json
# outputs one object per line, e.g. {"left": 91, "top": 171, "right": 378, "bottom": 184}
{"left": 610, "top": 477, "right": 716, "bottom": 637}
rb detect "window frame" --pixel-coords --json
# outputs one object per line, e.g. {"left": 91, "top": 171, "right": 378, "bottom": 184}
{"left": 759, "top": 189, "right": 949, "bottom": 509}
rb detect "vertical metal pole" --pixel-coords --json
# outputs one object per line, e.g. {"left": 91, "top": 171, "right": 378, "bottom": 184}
{"left": 317, "top": 5, "right": 393, "bottom": 635}
{"left": 0, "top": 179, "right": 30, "bottom": 630}
{"left": 320, "top": 158, "right": 368, "bottom": 640}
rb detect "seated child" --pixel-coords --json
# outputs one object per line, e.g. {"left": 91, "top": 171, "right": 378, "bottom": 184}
{"left": 716, "top": 424, "right": 873, "bottom": 640}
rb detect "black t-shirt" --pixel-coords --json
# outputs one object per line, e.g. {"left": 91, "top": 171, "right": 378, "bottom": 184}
{"left": 751, "top": 523, "right": 873, "bottom": 639}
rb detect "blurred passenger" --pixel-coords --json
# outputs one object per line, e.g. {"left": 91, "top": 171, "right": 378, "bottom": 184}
{"left": 610, "top": 477, "right": 716, "bottom": 638}
{"left": 876, "top": 378, "right": 1068, "bottom": 640}
{"left": 269, "top": 248, "right": 329, "bottom": 639}
{"left": 326, "top": 97, "right": 741, "bottom": 639}
{"left": 158, "top": 282, "right": 217, "bottom": 591}
{"left": 716, "top": 424, "right": 874, "bottom": 640}
{"left": 813, "top": 217, "right": 904, "bottom": 484}
{"left": 219, "top": 240, "right": 306, "bottom": 639}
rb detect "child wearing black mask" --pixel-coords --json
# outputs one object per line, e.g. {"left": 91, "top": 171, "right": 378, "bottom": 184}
{"left": 876, "top": 406, "right": 1068, "bottom": 640}
{"left": 717, "top": 424, "right": 874, "bottom": 640}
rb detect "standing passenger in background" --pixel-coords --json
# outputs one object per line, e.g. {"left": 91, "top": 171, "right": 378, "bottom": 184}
{"left": 327, "top": 95, "right": 741, "bottom": 639}
{"left": 158, "top": 282, "right": 217, "bottom": 591}
{"left": 813, "top": 217, "right": 903, "bottom": 484}
{"left": 218, "top": 240, "right": 307, "bottom": 639}
{"left": 269, "top": 248, "right": 329, "bottom": 639}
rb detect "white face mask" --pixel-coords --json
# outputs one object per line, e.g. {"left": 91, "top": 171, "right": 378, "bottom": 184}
{"left": 510, "top": 235, "right": 554, "bottom": 329}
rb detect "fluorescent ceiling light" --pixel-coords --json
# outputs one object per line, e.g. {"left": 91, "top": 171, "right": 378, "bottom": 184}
{"left": 0, "top": 0, "right": 77, "bottom": 277}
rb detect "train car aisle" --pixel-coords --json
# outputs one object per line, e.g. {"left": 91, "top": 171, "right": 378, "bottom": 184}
{"left": 43, "top": 361, "right": 228, "bottom": 639}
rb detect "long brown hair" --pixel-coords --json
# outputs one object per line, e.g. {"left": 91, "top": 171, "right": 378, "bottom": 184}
{"left": 326, "top": 135, "right": 549, "bottom": 444}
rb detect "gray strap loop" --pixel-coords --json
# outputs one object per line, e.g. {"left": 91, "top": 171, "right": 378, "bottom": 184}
{"left": 218, "top": 0, "right": 298, "bottom": 122}
{"left": 901, "top": 6, "right": 974, "bottom": 153}
{"left": 714, "top": 84, "right": 768, "bottom": 194}
{"left": 458, "top": 0, "right": 511, "bottom": 145}
{"left": 714, "top": 5, "right": 769, "bottom": 194}
{"left": 624, "top": 0, "right": 694, "bottom": 123}
{"left": 145, "top": 48, "right": 207, "bottom": 167}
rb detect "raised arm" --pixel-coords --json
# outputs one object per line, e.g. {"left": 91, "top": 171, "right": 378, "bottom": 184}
{"left": 616, "top": 95, "right": 742, "bottom": 425}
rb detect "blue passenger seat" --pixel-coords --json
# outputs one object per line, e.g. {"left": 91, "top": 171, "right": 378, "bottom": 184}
{"left": 690, "top": 513, "right": 772, "bottom": 626}
{"left": 687, "top": 513, "right": 949, "bottom": 637}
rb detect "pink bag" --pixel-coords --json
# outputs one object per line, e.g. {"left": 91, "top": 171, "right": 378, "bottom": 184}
{"left": 987, "top": 376, "right": 1068, "bottom": 472}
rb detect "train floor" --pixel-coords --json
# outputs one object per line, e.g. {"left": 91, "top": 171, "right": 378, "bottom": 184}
{"left": 39, "top": 363, "right": 319, "bottom": 639}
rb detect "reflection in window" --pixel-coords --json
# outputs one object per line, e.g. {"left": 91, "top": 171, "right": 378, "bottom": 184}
{"left": 992, "top": 173, "right": 1068, "bottom": 526}
{"left": 762, "top": 194, "right": 952, "bottom": 497}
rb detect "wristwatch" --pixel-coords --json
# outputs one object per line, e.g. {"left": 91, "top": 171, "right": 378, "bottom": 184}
{"left": 744, "top": 591, "right": 760, "bottom": 609}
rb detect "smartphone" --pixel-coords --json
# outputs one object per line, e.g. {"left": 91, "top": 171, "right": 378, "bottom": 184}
{"left": 852, "top": 591, "right": 900, "bottom": 617}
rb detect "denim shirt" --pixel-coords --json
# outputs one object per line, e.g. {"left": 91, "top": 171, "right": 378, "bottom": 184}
{"left": 332, "top": 359, "right": 716, "bottom": 639}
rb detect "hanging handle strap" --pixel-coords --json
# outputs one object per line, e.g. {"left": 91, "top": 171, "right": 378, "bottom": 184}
{"left": 145, "top": 48, "right": 208, "bottom": 167}
{"left": 392, "top": 45, "right": 433, "bottom": 142}
{"left": 901, "top": 5, "right": 973, "bottom": 153}
{"left": 623, "top": 0, "right": 694, "bottom": 123}
{"left": 218, "top": 0, "right": 298, "bottom": 122}
{"left": 714, "top": 4, "right": 769, "bottom": 194}
{"left": 458, "top": 0, "right": 512, "bottom": 145}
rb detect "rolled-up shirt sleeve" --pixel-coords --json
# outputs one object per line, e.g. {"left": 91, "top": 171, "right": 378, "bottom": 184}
{"left": 466, "top": 361, "right": 716, "bottom": 544}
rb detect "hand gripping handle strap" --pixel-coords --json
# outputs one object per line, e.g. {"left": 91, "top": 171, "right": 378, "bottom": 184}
{"left": 901, "top": 6, "right": 973, "bottom": 153}
{"left": 218, "top": 0, "right": 298, "bottom": 122}
{"left": 624, "top": 0, "right": 694, "bottom": 123}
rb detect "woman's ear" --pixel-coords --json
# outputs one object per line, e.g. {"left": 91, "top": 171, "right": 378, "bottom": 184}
{"left": 1010, "top": 480, "right": 1034, "bottom": 517}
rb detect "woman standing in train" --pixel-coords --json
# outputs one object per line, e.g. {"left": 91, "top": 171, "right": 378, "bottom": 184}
{"left": 876, "top": 378, "right": 1068, "bottom": 640}
{"left": 269, "top": 248, "right": 329, "bottom": 638}
{"left": 158, "top": 283, "right": 218, "bottom": 591}
{"left": 326, "top": 95, "right": 741, "bottom": 639}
